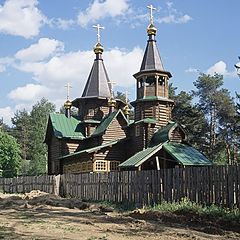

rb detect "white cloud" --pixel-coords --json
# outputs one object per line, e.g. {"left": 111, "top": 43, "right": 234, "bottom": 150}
{"left": 0, "top": 0, "right": 46, "bottom": 38}
{"left": 8, "top": 84, "right": 50, "bottom": 101}
{"left": 49, "top": 18, "right": 75, "bottom": 30}
{"left": 12, "top": 41, "right": 143, "bottom": 102}
{"left": 15, "top": 38, "right": 64, "bottom": 62}
{"left": 157, "top": 1, "right": 192, "bottom": 24}
{"left": 185, "top": 67, "right": 199, "bottom": 73}
{"left": 104, "top": 47, "right": 143, "bottom": 87}
{"left": 0, "top": 57, "right": 13, "bottom": 72}
{"left": 78, "top": 0, "right": 129, "bottom": 27}
{"left": 178, "top": 14, "right": 192, "bottom": 23}
{"left": 15, "top": 47, "right": 143, "bottom": 88}
{"left": 207, "top": 61, "right": 236, "bottom": 77}
{"left": 0, "top": 106, "right": 14, "bottom": 126}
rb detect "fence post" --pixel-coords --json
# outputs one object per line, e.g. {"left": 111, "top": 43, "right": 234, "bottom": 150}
{"left": 53, "top": 175, "right": 61, "bottom": 195}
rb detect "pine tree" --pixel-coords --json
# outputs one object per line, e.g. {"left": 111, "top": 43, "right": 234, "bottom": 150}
{"left": 193, "top": 73, "right": 224, "bottom": 161}
{"left": 171, "top": 90, "right": 208, "bottom": 152}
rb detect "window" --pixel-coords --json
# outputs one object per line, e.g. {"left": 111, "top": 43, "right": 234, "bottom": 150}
{"left": 75, "top": 162, "right": 81, "bottom": 172}
{"left": 87, "top": 161, "right": 93, "bottom": 172}
{"left": 110, "top": 161, "right": 120, "bottom": 171}
{"left": 146, "top": 76, "right": 155, "bottom": 86}
{"left": 95, "top": 160, "right": 107, "bottom": 171}
{"left": 82, "top": 162, "right": 87, "bottom": 172}
{"left": 71, "top": 163, "right": 77, "bottom": 173}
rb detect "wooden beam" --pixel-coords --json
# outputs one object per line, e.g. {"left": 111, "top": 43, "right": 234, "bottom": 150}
{"left": 156, "top": 156, "right": 160, "bottom": 170}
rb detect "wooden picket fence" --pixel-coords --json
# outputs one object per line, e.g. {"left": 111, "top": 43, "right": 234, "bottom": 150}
{"left": 0, "top": 175, "right": 59, "bottom": 195}
{"left": 0, "top": 166, "right": 240, "bottom": 208}
{"left": 61, "top": 165, "right": 240, "bottom": 208}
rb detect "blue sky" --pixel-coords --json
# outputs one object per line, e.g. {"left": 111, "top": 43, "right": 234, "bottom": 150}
{"left": 0, "top": 0, "right": 239, "bottom": 125}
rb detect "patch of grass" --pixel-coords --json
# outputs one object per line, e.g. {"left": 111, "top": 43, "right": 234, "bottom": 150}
{"left": 88, "top": 199, "right": 136, "bottom": 212}
{"left": 149, "top": 197, "right": 240, "bottom": 221}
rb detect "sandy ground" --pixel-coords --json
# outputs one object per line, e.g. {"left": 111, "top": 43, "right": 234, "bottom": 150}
{"left": 0, "top": 191, "right": 239, "bottom": 240}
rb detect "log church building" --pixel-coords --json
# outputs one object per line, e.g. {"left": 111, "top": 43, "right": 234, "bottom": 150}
{"left": 45, "top": 5, "right": 212, "bottom": 175}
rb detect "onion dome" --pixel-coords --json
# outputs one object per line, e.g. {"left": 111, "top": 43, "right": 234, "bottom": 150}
{"left": 64, "top": 99, "right": 72, "bottom": 109}
{"left": 147, "top": 23, "right": 157, "bottom": 36}
{"left": 123, "top": 104, "right": 130, "bottom": 117}
{"left": 94, "top": 42, "right": 104, "bottom": 54}
{"left": 108, "top": 97, "right": 116, "bottom": 108}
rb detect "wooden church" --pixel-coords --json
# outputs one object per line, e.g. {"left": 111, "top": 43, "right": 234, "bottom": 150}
{"left": 45, "top": 6, "right": 212, "bottom": 175}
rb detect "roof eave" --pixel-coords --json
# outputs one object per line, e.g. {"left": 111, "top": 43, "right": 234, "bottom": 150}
{"left": 133, "top": 70, "right": 172, "bottom": 79}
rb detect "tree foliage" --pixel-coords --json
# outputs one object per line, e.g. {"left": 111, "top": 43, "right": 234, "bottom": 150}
{"left": 171, "top": 90, "right": 208, "bottom": 150}
{"left": 0, "top": 130, "right": 21, "bottom": 177}
{"left": 170, "top": 73, "right": 239, "bottom": 164}
{"left": 0, "top": 118, "right": 10, "bottom": 133}
{"left": 11, "top": 98, "right": 55, "bottom": 176}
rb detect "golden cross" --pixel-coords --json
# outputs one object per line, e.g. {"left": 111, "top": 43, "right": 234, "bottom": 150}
{"left": 93, "top": 24, "right": 105, "bottom": 43}
{"left": 64, "top": 83, "right": 72, "bottom": 100}
{"left": 147, "top": 4, "right": 157, "bottom": 24}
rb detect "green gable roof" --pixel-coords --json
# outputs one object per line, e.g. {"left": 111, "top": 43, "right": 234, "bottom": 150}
{"left": 59, "top": 139, "right": 120, "bottom": 160}
{"left": 163, "top": 142, "right": 212, "bottom": 166}
{"left": 92, "top": 109, "right": 128, "bottom": 137}
{"left": 49, "top": 113, "right": 85, "bottom": 140}
{"left": 149, "top": 121, "right": 177, "bottom": 146}
{"left": 119, "top": 143, "right": 163, "bottom": 168}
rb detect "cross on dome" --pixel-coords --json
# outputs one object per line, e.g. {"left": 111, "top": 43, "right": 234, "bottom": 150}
{"left": 93, "top": 24, "right": 105, "bottom": 43}
{"left": 147, "top": 4, "right": 157, "bottom": 24}
{"left": 125, "top": 90, "right": 130, "bottom": 104}
{"left": 109, "top": 80, "right": 116, "bottom": 98}
{"left": 64, "top": 83, "right": 72, "bottom": 100}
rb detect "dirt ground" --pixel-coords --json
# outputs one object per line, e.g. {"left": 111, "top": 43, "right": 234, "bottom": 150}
{"left": 0, "top": 191, "right": 239, "bottom": 240}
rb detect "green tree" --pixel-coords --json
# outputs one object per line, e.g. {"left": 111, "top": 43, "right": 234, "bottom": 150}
{"left": 28, "top": 98, "right": 55, "bottom": 175}
{"left": 11, "top": 109, "right": 31, "bottom": 161}
{"left": 193, "top": 73, "right": 224, "bottom": 152}
{"left": 0, "top": 130, "right": 21, "bottom": 177}
{"left": 171, "top": 90, "right": 208, "bottom": 151}
{"left": 193, "top": 73, "right": 238, "bottom": 164}
{"left": 216, "top": 89, "right": 236, "bottom": 164}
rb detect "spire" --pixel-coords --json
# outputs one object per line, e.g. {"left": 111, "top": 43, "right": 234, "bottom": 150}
{"left": 140, "top": 5, "right": 165, "bottom": 72}
{"left": 108, "top": 80, "right": 116, "bottom": 113}
{"left": 123, "top": 90, "right": 130, "bottom": 119}
{"left": 64, "top": 83, "right": 72, "bottom": 118}
{"left": 81, "top": 24, "right": 112, "bottom": 98}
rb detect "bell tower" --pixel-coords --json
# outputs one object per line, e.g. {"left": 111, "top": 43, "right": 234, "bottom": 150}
{"left": 131, "top": 5, "right": 174, "bottom": 150}
{"left": 132, "top": 5, "right": 174, "bottom": 127}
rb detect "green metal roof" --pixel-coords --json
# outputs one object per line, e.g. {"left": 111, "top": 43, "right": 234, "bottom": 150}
{"left": 49, "top": 113, "right": 85, "bottom": 140}
{"left": 131, "top": 96, "right": 174, "bottom": 107}
{"left": 149, "top": 121, "right": 177, "bottom": 146}
{"left": 142, "top": 96, "right": 173, "bottom": 101}
{"left": 119, "top": 143, "right": 163, "bottom": 168}
{"left": 83, "top": 119, "right": 101, "bottom": 124}
{"left": 163, "top": 142, "right": 212, "bottom": 166}
{"left": 135, "top": 118, "right": 157, "bottom": 125}
{"left": 59, "top": 139, "right": 120, "bottom": 160}
{"left": 92, "top": 109, "right": 128, "bottom": 136}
